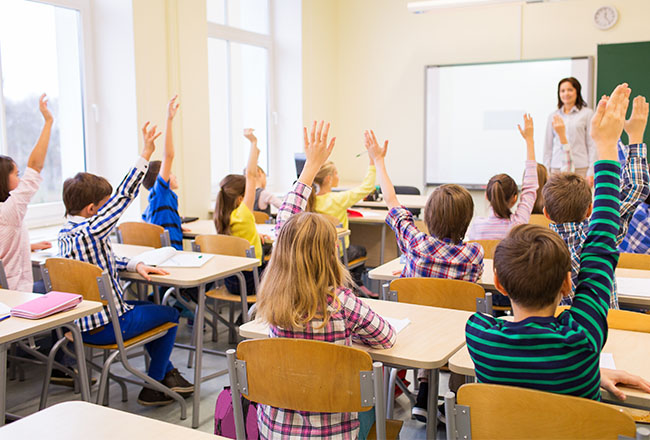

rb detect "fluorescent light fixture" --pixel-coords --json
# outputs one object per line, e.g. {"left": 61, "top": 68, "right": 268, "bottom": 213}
{"left": 407, "top": 0, "right": 543, "bottom": 13}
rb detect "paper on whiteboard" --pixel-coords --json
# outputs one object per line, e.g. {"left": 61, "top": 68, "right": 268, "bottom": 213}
{"left": 385, "top": 317, "right": 411, "bottom": 334}
{"left": 600, "top": 352, "right": 616, "bottom": 370}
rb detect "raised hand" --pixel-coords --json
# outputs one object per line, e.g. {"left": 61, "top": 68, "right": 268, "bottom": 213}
{"left": 167, "top": 95, "right": 180, "bottom": 121}
{"left": 39, "top": 94, "right": 53, "bottom": 124}
{"left": 517, "top": 113, "right": 534, "bottom": 143}
{"left": 298, "top": 120, "right": 336, "bottom": 186}
{"left": 624, "top": 95, "right": 649, "bottom": 145}
{"left": 364, "top": 130, "right": 388, "bottom": 164}
{"left": 591, "top": 83, "right": 631, "bottom": 160}
{"left": 552, "top": 115, "right": 568, "bottom": 144}
{"left": 244, "top": 128, "right": 258, "bottom": 144}
{"left": 141, "top": 121, "right": 161, "bottom": 160}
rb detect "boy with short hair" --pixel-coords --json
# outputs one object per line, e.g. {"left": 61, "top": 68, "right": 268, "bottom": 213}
{"left": 465, "top": 84, "right": 629, "bottom": 399}
{"left": 142, "top": 96, "right": 184, "bottom": 250}
{"left": 59, "top": 122, "right": 193, "bottom": 406}
{"left": 543, "top": 95, "right": 649, "bottom": 309}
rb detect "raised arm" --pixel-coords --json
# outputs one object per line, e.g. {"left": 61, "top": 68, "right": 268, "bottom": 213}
{"left": 26, "top": 94, "right": 53, "bottom": 173}
{"left": 512, "top": 114, "right": 539, "bottom": 224}
{"left": 160, "top": 95, "right": 179, "bottom": 182}
{"left": 364, "top": 130, "right": 398, "bottom": 209}
{"left": 242, "top": 129, "right": 260, "bottom": 211}
{"left": 553, "top": 115, "right": 575, "bottom": 172}
{"left": 544, "top": 114, "right": 554, "bottom": 171}
{"left": 275, "top": 121, "right": 335, "bottom": 233}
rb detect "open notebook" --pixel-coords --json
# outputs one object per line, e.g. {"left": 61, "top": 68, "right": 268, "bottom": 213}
{"left": 133, "top": 246, "right": 213, "bottom": 268}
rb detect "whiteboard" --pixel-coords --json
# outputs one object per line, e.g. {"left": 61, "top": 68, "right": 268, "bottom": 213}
{"left": 425, "top": 57, "right": 593, "bottom": 188}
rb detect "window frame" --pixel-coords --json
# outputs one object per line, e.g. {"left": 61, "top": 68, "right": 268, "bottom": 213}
{"left": 0, "top": 0, "right": 97, "bottom": 227}
{"left": 207, "top": 0, "right": 276, "bottom": 196}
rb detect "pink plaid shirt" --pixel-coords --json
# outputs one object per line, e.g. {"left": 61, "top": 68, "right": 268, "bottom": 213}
{"left": 260, "top": 181, "right": 396, "bottom": 440}
{"left": 386, "top": 206, "right": 484, "bottom": 282}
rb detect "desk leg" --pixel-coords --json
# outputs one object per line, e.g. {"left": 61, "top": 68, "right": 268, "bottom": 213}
{"left": 235, "top": 272, "right": 249, "bottom": 323}
{"left": 379, "top": 223, "right": 386, "bottom": 265}
{"left": 192, "top": 283, "right": 206, "bottom": 429}
{"left": 64, "top": 323, "right": 91, "bottom": 402}
{"left": 426, "top": 368, "right": 440, "bottom": 439}
{"left": 0, "top": 343, "right": 6, "bottom": 426}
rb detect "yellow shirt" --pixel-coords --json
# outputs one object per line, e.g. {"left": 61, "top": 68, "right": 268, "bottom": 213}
{"left": 230, "top": 203, "right": 262, "bottom": 261}
{"left": 314, "top": 165, "right": 376, "bottom": 248}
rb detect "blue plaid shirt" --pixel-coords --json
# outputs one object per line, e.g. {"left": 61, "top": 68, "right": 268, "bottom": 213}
{"left": 551, "top": 143, "right": 649, "bottom": 308}
{"left": 620, "top": 203, "right": 650, "bottom": 254}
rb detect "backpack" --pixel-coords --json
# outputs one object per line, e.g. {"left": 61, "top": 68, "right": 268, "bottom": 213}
{"left": 214, "top": 386, "right": 260, "bottom": 439}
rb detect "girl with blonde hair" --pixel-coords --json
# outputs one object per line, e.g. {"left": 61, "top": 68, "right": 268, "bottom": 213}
{"left": 256, "top": 121, "right": 396, "bottom": 440}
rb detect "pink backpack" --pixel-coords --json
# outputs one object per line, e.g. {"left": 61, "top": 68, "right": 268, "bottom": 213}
{"left": 214, "top": 386, "right": 260, "bottom": 439}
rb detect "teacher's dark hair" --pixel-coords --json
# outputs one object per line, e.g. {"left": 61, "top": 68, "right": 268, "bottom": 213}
{"left": 557, "top": 77, "right": 587, "bottom": 110}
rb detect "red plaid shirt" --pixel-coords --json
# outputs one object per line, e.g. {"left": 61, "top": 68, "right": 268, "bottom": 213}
{"left": 386, "top": 206, "right": 484, "bottom": 282}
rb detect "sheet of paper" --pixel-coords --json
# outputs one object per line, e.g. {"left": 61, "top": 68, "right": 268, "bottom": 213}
{"left": 384, "top": 317, "right": 411, "bottom": 334}
{"left": 0, "top": 302, "right": 10, "bottom": 319}
{"left": 157, "top": 253, "right": 213, "bottom": 268}
{"left": 134, "top": 247, "right": 177, "bottom": 266}
{"left": 616, "top": 277, "right": 650, "bottom": 298}
{"left": 600, "top": 352, "right": 616, "bottom": 370}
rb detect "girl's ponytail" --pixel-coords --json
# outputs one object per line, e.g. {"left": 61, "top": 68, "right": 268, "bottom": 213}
{"left": 214, "top": 174, "right": 246, "bottom": 235}
{"left": 486, "top": 174, "right": 517, "bottom": 219}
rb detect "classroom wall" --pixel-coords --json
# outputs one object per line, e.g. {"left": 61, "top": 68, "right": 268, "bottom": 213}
{"left": 302, "top": 0, "right": 650, "bottom": 215}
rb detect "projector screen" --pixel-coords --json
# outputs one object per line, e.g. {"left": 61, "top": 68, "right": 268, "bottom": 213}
{"left": 425, "top": 57, "right": 593, "bottom": 188}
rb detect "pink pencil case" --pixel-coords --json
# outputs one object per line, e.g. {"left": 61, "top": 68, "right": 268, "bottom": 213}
{"left": 11, "top": 291, "right": 82, "bottom": 319}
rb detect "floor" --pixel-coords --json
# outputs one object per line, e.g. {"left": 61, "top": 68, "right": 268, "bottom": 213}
{"left": 5, "top": 314, "right": 448, "bottom": 439}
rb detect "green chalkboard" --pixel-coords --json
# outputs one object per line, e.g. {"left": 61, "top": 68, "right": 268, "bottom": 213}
{"left": 597, "top": 41, "right": 650, "bottom": 145}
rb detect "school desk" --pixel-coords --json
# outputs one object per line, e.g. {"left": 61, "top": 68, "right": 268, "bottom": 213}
{"left": 368, "top": 258, "right": 650, "bottom": 308}
{"left": 347, "top": 209, "right": 397, "bottom": 266}
{"left": 239, "top": 298, "right": 472, "bottom": 438}
{"left": 0, "top": 401, "right": 224, "bottom": 439}
{"left": 353, "top": 194, "right": 429, "bottom": 210}
{"left": 0, "top": 290, "right": 103, "bottom": 426}
{"left": 448, "top": 327, "right": 650, "bottom": 410}
{"left": 109, "top": 243, "right": 260, "bottom": 428}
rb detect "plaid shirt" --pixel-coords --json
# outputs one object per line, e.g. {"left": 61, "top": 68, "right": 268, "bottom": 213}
{"left": 58, "top": 158, "right": 148, "bottom": 332}
{"left": 552, "top": 143, "right": 649, "bottom": 308}
{"left": 386, "top": 206, "right": 484, "bottom": 282}
{"left": 620, "top": 203, "right": 650, "bottom": 254}
{"left": 261, "top": 181, "right": 396, "bottom": 440}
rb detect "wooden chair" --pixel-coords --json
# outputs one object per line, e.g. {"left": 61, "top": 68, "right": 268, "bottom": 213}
{"left": 40, "top": 258, "right": 186, "bottom": 419}
{"left": 529, "top": 214, "right": 552, "bottom": 228}
{"left": 191, "top": 234, "right": 258, "bottom": 346}
{"left": 227, "top": 339, "right": 402, "bottom": 440}
{"left": 253, "top": 210, "right": 270, "bottom": 224}
{"left": 556, "top": 306, "right": 650, "bottom": 333}
{"left": 468, "top": 239, "right": 500, "bottom": 259}
{"left": 444, "top": 384, "right": 642, "bottom": 440}
{"left": 618, "top": 252, "right": 650, "bottom": 270}
{"left": 116, "top": 222, "right": 170, "bottom": 248}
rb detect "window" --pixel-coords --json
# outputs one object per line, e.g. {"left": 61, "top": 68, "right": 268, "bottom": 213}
{"left": 0, "top": 0, "right": 92, "bottom": 223}
{"left": 207, "top": 0, "right": 273, "bottom": 194}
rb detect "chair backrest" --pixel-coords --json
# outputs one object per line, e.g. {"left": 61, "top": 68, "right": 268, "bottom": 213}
{"left": 394, "top": 186, "right": 421, "bottom": 217}
{"left": 0, "top": 259, "right": 7, "bottom": 289}
{"left": 529, "top": 214, "right": 552, "bottom": 228}
{"left": 556, "top": 306, "right": 650, "bottom": 333}
{"left": 227, "top": 339, "right": 386, "bottom": 440}
{"left": 253, "top": 211, "right": 270, "bottom": 224}
{"left": 618, "top": 252, "right": 650, "bottom": 270}
{"left": 389, "top": 277, "right": 491, "bottom": 314}
{"left": 194, "top": 234, "right": 251, "bottom": 258}
{"left": 117, "top": 222, "right": 169, "bottom": 248}
{"left": 447, "top": 384, "right": 637, "bottom": 440}
{"left": 468, "top": 239, "right": 500, "bottom": 259}
{"left": 42, "top": 258, "right": 106, "bottom": 304}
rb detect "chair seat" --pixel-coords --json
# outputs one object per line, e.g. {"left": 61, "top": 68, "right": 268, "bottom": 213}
{"left": 347, "top": 257, "right": 368, "bottom": 269}
{"left": 614, "top": 405, "right": 650, "bottom": 423}
{"left": 206, "top": 286, "right": 257, "bottom": 303}
{"left": 367, "top": 419, "right": 403, "bottom": 440}
{"left": 83, "top": 322, "right": 178, "bottom": 350}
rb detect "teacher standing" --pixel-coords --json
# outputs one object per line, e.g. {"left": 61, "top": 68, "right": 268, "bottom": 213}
{"left": 544, "top": 77, "right": 596, "bottom": 182}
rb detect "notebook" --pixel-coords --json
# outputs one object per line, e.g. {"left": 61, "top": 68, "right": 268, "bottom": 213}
{"left": 0, "top": 302, "right": 10, "bottom": 322}
{"left": 133, "top": 246, "right": 213, "bottom": 268}
{"left": 10, "top": 291, "right": 82, "bottom": 319}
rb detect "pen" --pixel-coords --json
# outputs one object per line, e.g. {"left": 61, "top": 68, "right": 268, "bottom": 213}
{"left": 355, "top": 150, "right": 368, "bottom": 158}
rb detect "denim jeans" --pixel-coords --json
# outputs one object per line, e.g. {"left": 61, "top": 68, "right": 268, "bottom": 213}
{"left": 81, "top": 301, "right": 179, "bottom": 381}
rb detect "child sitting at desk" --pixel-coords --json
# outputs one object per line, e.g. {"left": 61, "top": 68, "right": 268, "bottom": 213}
{"left": 465, "top": 83, "right": 628, "bottom": 400}
{"left": 543, "top": 95, "right": 649, "bottom": 309}
{"left": 256, "top": 121, "right": 395, "bottom": 440}
{"left": 467, "top": 114, "right": 539, "bottom": 240}
{"left": 142, "top": 95, "right": 184, "bottom": 250}
{"left": 59, "top": 122, "right": 193, "bottom": 406}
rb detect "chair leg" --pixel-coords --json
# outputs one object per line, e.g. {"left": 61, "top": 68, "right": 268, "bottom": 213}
{"left": 38, "top": 336, "right": 68, "bottom": 410}
{"left": 187, "top": 307, "right": 198, "bottom": 369}
{"left": 97, "top": 350, "right": 120, "bottom": 405}
{"left": 228, "top": 303, "right": 235, "bottom": 344}
{"left": 386, "top": 367, "right": 398, "bottom": 419}
{"left": 212, "top": 298, "right": 218, "bottom": 342}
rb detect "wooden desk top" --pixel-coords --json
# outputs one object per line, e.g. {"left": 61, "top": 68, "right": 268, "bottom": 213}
{"left": 113, "top": 243, "right": 260, "bottom": 287}
{"left": 239, "top": 298, "right": 472, "bottom": 369}
{"left": 448, "top": 328, "right": 650, "bottom": 409}
{"left": 368, "top": 258, "right": 650, "bottom": 306}
{"left": 354, "top": 194, "right": 428, "bottom": 210}
{"left": 348, "top": 209, "right": 389, "bottom": 224}
{"left": 183, "top": 219, "right": 350, "bottom": 242}
{"left": 0, "top": 290, "right": 103, "bottom": 345}
{"left": 0, "top": 401, "right": 222, "bottom": 439}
